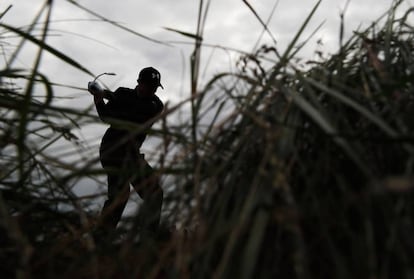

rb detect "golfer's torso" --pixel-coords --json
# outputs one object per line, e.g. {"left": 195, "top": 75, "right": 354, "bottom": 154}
{"left": 109, "top": 87, "right": 158, "bottom": 124}
{"left": 101, "top": 88, "right": 160, "bottom": 150}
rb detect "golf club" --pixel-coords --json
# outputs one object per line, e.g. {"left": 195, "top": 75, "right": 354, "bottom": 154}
{"left": 88, "top": 72, "right": 116, "bottom": 93}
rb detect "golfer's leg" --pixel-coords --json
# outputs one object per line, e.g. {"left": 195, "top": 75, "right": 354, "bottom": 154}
{"left": 131, "top": 163, "right": 163, "bottom": 231}
{"left": 139, "top": 179, "right": 163, "bottom": 231}
{"left": 101, "top": 174, "right": 130, "bottom": 230}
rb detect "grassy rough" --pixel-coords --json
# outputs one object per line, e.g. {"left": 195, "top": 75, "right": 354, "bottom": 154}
{"left": 1, "top": 1, "right": 414, "bottom": 279}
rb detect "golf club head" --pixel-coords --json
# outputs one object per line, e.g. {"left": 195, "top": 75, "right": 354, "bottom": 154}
{"left": 93, "top": 72, "right": 116, "bottom": 82}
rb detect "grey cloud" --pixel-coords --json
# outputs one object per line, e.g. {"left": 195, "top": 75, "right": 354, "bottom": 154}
{"left": 3, "top": 0, "right": 412, "bottom": 103}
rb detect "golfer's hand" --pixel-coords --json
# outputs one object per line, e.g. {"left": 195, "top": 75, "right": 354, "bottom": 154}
{"left": 88, "top": 81, "right": 102, "bottom": 94}
{"left": 88, "top": 82, "right": 104, "bottom": 103}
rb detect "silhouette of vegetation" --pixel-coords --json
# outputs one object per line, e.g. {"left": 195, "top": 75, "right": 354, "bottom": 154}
{"left": 1, "top": 0, "right": 414, "bottom": 278}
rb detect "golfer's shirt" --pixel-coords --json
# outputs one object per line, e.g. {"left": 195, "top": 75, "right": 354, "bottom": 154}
{"left": 96, "top": 87, "right": 164, "bottom": 149}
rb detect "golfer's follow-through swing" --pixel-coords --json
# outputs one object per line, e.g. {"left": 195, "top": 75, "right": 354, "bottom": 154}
{"left": 88, "top": 67, "right": 164, "bottom": 235}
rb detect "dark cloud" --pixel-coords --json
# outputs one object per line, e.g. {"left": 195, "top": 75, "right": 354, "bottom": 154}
{"left": 2, "top": 0, "right": 412, "bottom": 139}
{"left": 3, "top": 0, "right": 408, "bottom": 96}
{"left": 3, "top": 0, "right": 411, "bottom": 119}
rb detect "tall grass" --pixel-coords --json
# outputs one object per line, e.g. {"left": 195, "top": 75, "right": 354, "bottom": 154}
{"left": 1, "top": 0, "right": 414, "bottom": 278}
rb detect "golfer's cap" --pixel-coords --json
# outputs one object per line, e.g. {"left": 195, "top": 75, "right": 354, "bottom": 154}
{"left": 138, "top": 67, "right": 164, "bottom": 89}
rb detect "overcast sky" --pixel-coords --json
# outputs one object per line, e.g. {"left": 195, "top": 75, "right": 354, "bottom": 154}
{"left": 2, "top": 0, "right": 412, "bottom": 104}
{"left": 1, "top": 0, "right": 412, "bottom": 156}
{"left": 1, "top": 0, "right": 412, "bottom": 168}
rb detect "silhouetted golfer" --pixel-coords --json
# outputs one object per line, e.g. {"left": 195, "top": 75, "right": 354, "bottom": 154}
{"left": 88, "top": 67, "right": 164, "bottom": 235}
